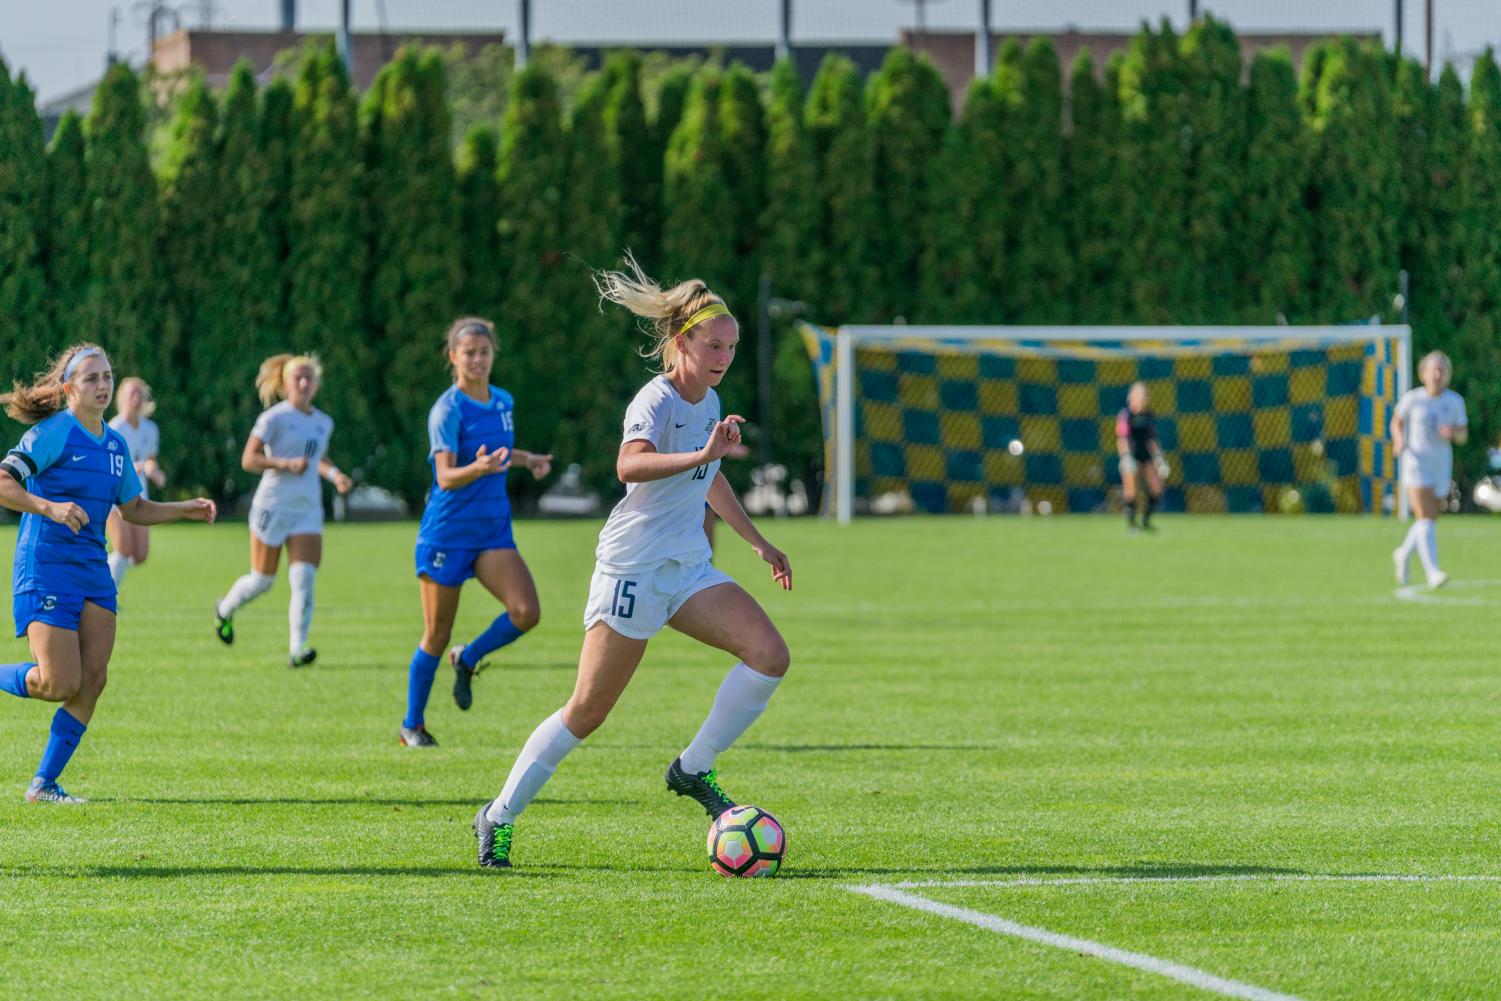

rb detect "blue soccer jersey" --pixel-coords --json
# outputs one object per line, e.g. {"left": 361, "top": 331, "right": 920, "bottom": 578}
{"left": 3, "top": 411, "right": 142, "bottom": 598}
{"left": 416, "top": 385, "right": 515, "bottom": 550}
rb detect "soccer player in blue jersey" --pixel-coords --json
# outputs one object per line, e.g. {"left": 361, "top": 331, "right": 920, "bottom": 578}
{"left": 0, "top": 344, "right": 216, "bottom": 803}
{"left": 400, "top": 318, "right": 553, "bottom": 747}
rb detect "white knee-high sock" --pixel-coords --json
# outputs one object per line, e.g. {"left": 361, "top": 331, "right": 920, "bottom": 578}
{"left": 108, "top": 553, "right": 132, "bottom": 588}
{"left": 486, "top": 709, "right": 581, "bottom": 824}
{"left": 679, "top": 663, "right": 783, "bottom": 775}
{"left": 1415, "top": 518, "right": 1441, "bottom": 579}
{"left": 1395, "top": 521, "right": 1422, "bottom": 560}
{"left": 217, "top": 571, "right": 275, "bottom": 619}
{"left": 288, "top": 561, "right": 316, "bottom": 654}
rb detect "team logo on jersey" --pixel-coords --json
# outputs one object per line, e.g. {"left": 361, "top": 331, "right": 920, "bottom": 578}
{"left": 704, "top": 419, "right": 716, "bottom": 433}
{"left": 42, "top": 595, "right": 57, "bottom": 611}
{"left": 626, "top": 422, "right": 648, "bottom": 435}
{"left": 108, "top": 440, "right": 119, "bottom": 452}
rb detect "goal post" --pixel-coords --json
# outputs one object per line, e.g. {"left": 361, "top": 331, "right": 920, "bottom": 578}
{"left": 799, "top": 323, "right": 1413, "bottom": 524}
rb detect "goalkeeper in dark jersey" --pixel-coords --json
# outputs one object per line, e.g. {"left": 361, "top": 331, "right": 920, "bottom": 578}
{"left": 1115, "top": 381, "right": 1169, "bottom": 531}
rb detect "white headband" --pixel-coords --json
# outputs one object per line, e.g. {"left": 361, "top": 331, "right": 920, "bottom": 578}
{"left": 63, "top": 348, "right": 104, "bottom": 382}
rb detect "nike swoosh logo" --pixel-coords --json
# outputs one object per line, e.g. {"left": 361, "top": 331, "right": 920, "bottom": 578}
{"left": 70, "top": 455, "right": 86, "bottom": 462}
{"left": 674, "top": 423, "right": 686, "bottom": 429}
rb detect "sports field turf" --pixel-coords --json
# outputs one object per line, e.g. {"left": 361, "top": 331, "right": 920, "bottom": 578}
{"left": 2, "top": 515, "right": 1500, "bottom": 999}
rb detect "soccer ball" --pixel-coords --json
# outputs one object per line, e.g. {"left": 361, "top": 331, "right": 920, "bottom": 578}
{"left": 707, "top": 805, "right": 786, "bottom": 878}
{"left": 1475, "top": 476, "right": 1501, "bottom": 513}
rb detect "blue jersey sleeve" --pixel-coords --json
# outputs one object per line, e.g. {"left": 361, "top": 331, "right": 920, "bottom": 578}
{"left": 2, "top": 414, "right": 71, "bottom": 481}
{"left": 428, "top": 395, "right": 462, "bottom": 456}
{"left": 116, "top": 436, "right": 143, "bottom": 504}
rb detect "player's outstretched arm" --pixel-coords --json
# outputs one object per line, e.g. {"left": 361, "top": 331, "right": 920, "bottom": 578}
{"left": 617, "top": 417, "right": 745, "bottom": 484}
{"left": 117, "top": 496, "right": 216, "bottom": 526}
{"left": 509, "top": 449, "right": 554, "bottom": 479}
{"left": 0, "top": 475, "right": 88, "bottom": 533}
{"left": 433, "top": 445, "right": 510, "bottom": 490}
{"left": 317, "top": 457, "right": 354, "bottom": 494}
{"left": 706, "top": 472, "right": 791, "bottom": 591}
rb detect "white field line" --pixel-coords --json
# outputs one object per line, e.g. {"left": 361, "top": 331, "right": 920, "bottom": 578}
{"left": 846, "top": 874, "right": 1501, "bottom": 1001}
{"left": 849, "top": 883, "right": 1304, "bottom": 1001}
{"left": 1394, "top": 578, "right": 1501, "bottom": 606}
{"left": 887, "top": 872, "right": 1501, "bottom": 889}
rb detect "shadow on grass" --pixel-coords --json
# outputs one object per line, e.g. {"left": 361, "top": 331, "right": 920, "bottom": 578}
{"left": 589, "top": 743, "right": 1002, "bottom": 753}
{"left": 307, "top": 660, "right": 575, "bottom": 674}
{"left": 530, "top": 861, "right": 1310, "bottom": 881}
{"left": 14, "top": 864, "right": 555, "bottom": 880}
{"left": 111, "top": 797, "right": 638, "bottom": 807}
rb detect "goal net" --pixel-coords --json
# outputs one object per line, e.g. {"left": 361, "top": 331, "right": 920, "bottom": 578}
{"left": 800, "top": 324, "right": 1411, "bottom": 523}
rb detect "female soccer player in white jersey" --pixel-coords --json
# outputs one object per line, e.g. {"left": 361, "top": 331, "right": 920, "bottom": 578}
{"left": 0, "top": 344, "right": 215, "bottom": 803}
{"left": 399, "top": 318, "right": 553, "bottom": 748}
{"left": 213, "top": 354, "right": 353, "bottom": 667}
{"left": 472, "top": 259, "right": 792, "bottom": 868}
{"left": 104, "top": 376, "right": 166, "bottom": 589}
{"left": 1392, "top": 350, "right": 1467, "bottom": 589}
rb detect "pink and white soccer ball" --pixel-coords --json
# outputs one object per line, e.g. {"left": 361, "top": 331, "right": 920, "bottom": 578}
{"left": 707, "top": 805, "right": 786, "bottom": 878}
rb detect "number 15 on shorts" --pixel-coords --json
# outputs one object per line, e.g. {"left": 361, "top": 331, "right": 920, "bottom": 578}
{"left": 612, "top": 579, "right": 637, "bottom": 618}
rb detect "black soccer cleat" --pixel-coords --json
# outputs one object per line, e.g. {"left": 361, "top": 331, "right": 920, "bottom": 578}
{"left": 665, "top": 757, "right": 736, "bottom": 819}
{"left": 214, "top": 609, "right": 234, "bottom": 646}
{"left": 449, "top": 645, "right": 482, "bottom": 711}
{"left": 398, "top": 725, "right": 438, "bottom": 748}
{"left": 289, "top": 648, "right": 317, "bottom": 669}
{"left": 474, "top": 805, "right": 513, "bottom": 868}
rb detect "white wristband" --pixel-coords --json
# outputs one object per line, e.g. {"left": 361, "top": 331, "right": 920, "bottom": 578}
{"left": 321, "top": 466, "right": 344, "bottom": 484}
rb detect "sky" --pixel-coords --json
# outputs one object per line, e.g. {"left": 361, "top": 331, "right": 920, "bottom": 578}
{"left": 3, "top": 0, "right": 1498, "bottom": 103}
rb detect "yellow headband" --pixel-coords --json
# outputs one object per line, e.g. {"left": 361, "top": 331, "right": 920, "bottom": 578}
{"left": 677, "top": 303, "right": 731, "bottom": 338}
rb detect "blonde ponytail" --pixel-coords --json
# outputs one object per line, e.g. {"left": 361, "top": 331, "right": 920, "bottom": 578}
{"left": 594, "top": 252, "right": 731, "bottom": 372}
{"left": 256, "top": 353, "right": 322, "bottom": 407}
{"left": 2, "top": 343, "right": 106, "bottom": 425}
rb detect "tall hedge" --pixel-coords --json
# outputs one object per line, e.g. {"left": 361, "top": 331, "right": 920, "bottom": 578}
{"left": 866, "top": 48, "right": 950, "bottom": 322}
{"left": 0, "top": 64, "right": 50, "bottom": 388}
{"left": 761, "top": 58, "right": 817, "bottom": 307}
{"left": 1409, "top": 65, "right": 1468, "bottom": 349}
{"left": 455, "top": 124, "right": 504, "bottom": 320}
{"left": 258, "top": 76, "right": 296, "bottom": 341}
{"left": 806, "top": 54, "right": 876, "bottom": 325}
{"left": 1116, "top": 21, "right": 1193, "bottom": 323}
{"left": 1180, "top": 16, "right": 1245, "bottom": 322}
{"left": 1300, "top": 39, "right": 1400, "bottom": 321}
{"left": 82, "top": 63, "right": 161, "bottom": 379}
{"left": 995, "top": 38, "right": 1071, "bottom": 322}
{"left": 603, "top": 52, "right": 659, "bottom": 265}
{"left": 497, "top": 61, "right": 571, "bottom": 498}
{"left": 1453, "top": 50, "right": 1501, "bottom": 482}
{"left": 1240, "top": 48, "right": 1312, "bottom": 323}
{"left": 287, "top": 43, "right": 375, "bottom": 490}
{"left": 718, "top": 62, "right": 768, "bottom": 324}
{"left": 661, "top": 67, "right": 735, "bottom": 295}
{"left": 41, "top": 110, "right": 87, "bottom": 368}
{"left": 156, "top": 75, "right": 221, "bottom": 488}
{"left": 361, "top": 47, "right": 462, "bottom": 504}
{"left": 1063, "top": 50, "right": 1121, "bottom": 323}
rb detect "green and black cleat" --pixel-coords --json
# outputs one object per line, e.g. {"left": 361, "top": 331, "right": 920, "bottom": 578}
{"left": 289, "top": 648, "right": 318, "bottom": 669}
{"left": 665, "top": 757, "right": 736, "bottom": 819}
{"left": 214, "top": 609, "right": 234, "bottom": 646}
{"left": 398, "top": 725, "right": 438, "bottom": 748}
{"left": 474, "top": 806, "right": 513, "bottom": 869}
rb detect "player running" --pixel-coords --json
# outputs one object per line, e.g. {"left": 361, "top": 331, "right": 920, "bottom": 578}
{"left": 105, "top": 376, "right": 166, "bottom": 590}
{"left": 1392, "top": 350, "right": 1467, "bottom": 589}
{"left": 213, "top": 354, "right": 353, "bottom": 668}
{"left": 0, "top": 344, "right": 215, "bottom": 803}
{"left": 399, "top": 318, "right": 553, "bottom": 748}
{"left": 1117, "top": 381, "right": 1168, "bottom": 531}
{"left": 472, "top": 258, "right": 792, "bottom": 869}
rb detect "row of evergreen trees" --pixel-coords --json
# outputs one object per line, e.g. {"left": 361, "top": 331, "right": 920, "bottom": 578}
{"left": 2, "top": 19, "right": 1500, "bottom": 507}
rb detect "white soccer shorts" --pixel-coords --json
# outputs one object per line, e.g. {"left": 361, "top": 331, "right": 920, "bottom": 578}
{"left": 583, "top": 559, "right": 735, "bottom": 641}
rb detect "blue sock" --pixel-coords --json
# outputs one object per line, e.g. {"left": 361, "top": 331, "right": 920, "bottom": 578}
{"left": 404, "top": 648, "right": 441, "bottom": 729}
{"left": 36, "top": 708, "right": 87, "bottom": 782}
{"left": 0, "top": 662, "right": 34, "bottom": 698}
{"left": 461, "top": 613, "right": 525, "bottom": 669}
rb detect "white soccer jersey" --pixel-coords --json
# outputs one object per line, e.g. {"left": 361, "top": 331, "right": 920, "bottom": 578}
{"left": 108, "top": 415, "right": 160, "bottom": 499}
{"left": 1396, "top": 388, "right": 1466, "bottom": 461}
{"left": 594, "top": 376, "right": 721, "bottom": 574}
{"left": 248, "top": 401, "right": 334, "bottom": 512}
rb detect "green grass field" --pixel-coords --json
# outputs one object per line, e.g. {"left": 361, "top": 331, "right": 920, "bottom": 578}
{"left": 3, "top": 514, "right": 1501, "bottom": 999}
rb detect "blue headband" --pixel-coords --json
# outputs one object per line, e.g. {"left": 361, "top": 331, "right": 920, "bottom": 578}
{"left": 63, "top": 348, "right": 103, "bottom": 382}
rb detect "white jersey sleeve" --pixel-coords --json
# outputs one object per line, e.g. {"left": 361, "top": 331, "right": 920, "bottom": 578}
{"left": 621, "top": 381, "right": 677, "bottom": 449}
